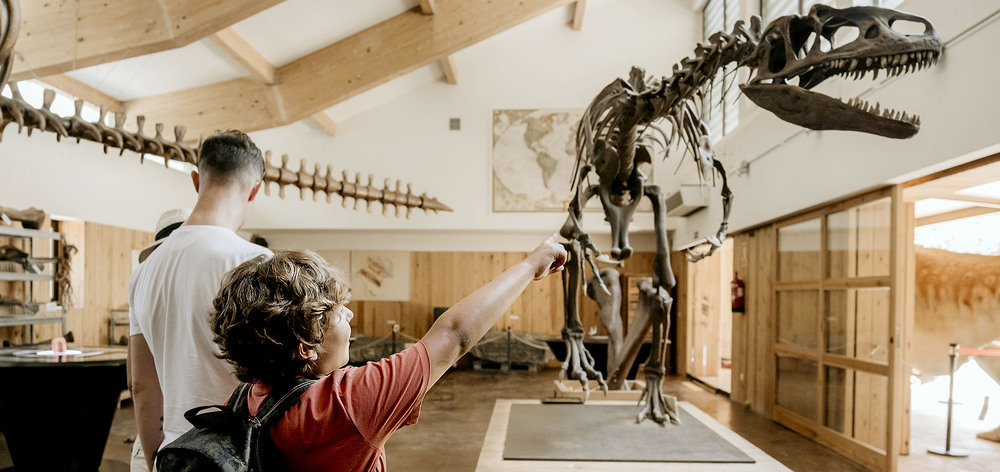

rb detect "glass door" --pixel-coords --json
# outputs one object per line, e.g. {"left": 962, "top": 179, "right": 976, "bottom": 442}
{"left": 772, "top": 187, "right": 905, "bottom": 471}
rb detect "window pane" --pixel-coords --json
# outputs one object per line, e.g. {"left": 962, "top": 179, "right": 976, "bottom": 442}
{"left": 722, "top": 64, "right": 739, "bottom": 135}
{"left": 778, "top": 291, "right": 819, "bottom": 349}
{"left": 778, "top": 218, "right": 821, "bottom": 281}
{"left": 825, "top": 366, "right": 888, "bottom": 451}
{"left": 703, "top": 0, "right": 739, "bottom": 140}
{"left": 827, "top": 199, "right": 891, "bottom": 278}
{"left": 763, "top": 0, "right": 798, "bottom": 25}
{"left": 826, "top": 288, "right": 890, "bottom": 363}
{"left": 824, "top": 365, "right": 847, "bottom": 433}
{"left": 853, "top": 370, "right": 889, "bottom": 451}
{"left": 777, "top": 355, "right": 818, "bottom": 420}
{"left": 802, "top": 0, "right": 835, "bottom": 11}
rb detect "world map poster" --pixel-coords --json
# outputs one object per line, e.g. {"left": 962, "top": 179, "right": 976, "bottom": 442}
{"left": 491, "top": 109, "right": 583, "bottom": 212}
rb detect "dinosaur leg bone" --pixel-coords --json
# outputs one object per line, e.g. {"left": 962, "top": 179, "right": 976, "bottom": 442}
{"left": 558, "top": 238, "right": 608, "bottom": 398}
{"left": 634, "top": 277, "right": 680, "bottom": 425}
{"left": 586, "top": 268, "right": 623, "bottom": 380}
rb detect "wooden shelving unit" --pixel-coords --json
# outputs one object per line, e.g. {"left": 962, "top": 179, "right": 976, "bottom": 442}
{"left": 0, "top": 226, "right": 67, "bottom": 339}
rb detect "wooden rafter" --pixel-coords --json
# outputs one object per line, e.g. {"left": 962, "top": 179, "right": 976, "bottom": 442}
{"left": 10, "top": 0, "right": 285, "bottom": 81}
{"left": 440, "top": 55, "right": 458, "bottom": 85}
{"left": 918, "top": 192, "right": 1000, "bottom": 207}
{"left": 37, "top": 74, "right": 123, "bottom": 111}
{"left": 209, "top": 28, "right": 276, "bottom": 85}
{"left": 123, "top": 0, "right": 577, "bottom": 139}
{"left": 572, "top": 0, "right": 587, "bottom": 31}
{"left": 916, "top": 206, "right": 1000, "bottom": 226}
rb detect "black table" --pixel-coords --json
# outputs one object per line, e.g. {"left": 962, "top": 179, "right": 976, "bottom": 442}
{"left": 0, "top": 346, "right": 127, "bottom": 472}
{"left": 544, "top": 336, "right": 651, "bottom": 380}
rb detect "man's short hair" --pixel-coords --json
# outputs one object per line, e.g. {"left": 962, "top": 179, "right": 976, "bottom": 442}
{"left": 211, "top": 251, "right": 351, "bottom": 387}
{"left": 197, "top": 130, "right": 265, "bottom": 189}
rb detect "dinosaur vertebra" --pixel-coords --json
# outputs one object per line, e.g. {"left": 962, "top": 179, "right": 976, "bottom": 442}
{"left": 559, "top": 4, "right": 942, "bottom": 425}
{"left": 0, "top": 0, "right": 450, "bottom": 217}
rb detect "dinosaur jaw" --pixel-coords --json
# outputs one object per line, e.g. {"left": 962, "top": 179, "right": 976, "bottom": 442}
{"left": 740, "top": 83, "right": 920, "bottom": 139}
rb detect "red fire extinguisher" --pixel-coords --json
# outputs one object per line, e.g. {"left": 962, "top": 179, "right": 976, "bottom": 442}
{"left": 731, "top": 274, "right": 745, "bottom": 313}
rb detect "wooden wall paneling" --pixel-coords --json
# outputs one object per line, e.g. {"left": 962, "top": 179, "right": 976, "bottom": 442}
{"left": 719, "top": 241, "right": 733, "bottom": 377}
{"left": 756, "top": 225, "right": 777, "bottom": 415}
{"left": 670, "top": 251, "right": 690, "bottom": 377}
{"left": 81, "top": 222, "right": 153, "bottom": 346}
{"left": 731, "top": 235, "right": 750, "bottom": 404}
{"left": 343, "top": 249, "right": 656, "bottom": 372}
{"left": 60, "top": 220, "right": 87, "bottom": 343}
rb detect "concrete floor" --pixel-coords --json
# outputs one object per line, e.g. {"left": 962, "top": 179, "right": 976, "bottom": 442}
{"left": 2, "top": 366, "right": 996, "bottom": 471}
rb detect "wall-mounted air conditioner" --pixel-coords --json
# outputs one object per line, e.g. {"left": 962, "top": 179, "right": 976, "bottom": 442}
{"left": 665, "top": 185, "right": 709, "bottom": 217}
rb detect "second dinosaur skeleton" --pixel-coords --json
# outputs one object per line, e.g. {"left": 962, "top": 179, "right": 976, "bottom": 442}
{"left": 0, "top": 0, "right": 450, "bottom": 218}
{"left": 559, "top": 5, "right": 942, "bottom": 424}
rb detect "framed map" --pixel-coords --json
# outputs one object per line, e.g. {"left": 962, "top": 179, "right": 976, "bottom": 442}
{"left": 492, "top": 109, "right": 583, "bottom": 212}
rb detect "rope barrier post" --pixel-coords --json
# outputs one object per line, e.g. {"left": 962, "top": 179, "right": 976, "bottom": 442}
{"left": 391, "top": 323, "right": 399, "bottom": 355}
{"left": 503, "top": 325, "right": 512, "bottom": 374}
{"left": 928, "top": 343, "right": 970, "bottom": 457}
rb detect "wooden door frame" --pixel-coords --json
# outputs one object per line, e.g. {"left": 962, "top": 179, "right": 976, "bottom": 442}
{"left": 761, "top": 185, "right": 905, "bottom": 472}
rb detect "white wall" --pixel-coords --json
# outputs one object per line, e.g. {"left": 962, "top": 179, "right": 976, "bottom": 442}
{"left": 0, "top": 130, "right": 195, "bottom": 231}
{"left": 672, "top": 0, "right": 1000, "bottom": 245}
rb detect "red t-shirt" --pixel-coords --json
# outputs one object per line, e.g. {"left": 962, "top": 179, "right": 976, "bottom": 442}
{"left": 247, "top": 342, "right": 431, "bottom": 472}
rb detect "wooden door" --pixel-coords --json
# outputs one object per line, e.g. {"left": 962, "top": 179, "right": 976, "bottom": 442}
{"left": 769, "top": 187, "right": 907, "bottom": 472}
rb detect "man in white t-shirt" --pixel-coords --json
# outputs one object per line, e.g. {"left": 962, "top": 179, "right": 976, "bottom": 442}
{"left": 128, "top": 130, "right": 271, "bottom": 471}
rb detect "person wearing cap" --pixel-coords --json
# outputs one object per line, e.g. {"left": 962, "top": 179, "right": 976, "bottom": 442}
{"left": 137, "top": 209, "right": 191, "bottom": 264}
{"left": 127, "top": 130, "right": 272, "bottom": 472}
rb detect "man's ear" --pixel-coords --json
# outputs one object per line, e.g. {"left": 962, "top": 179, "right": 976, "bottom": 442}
{"left": 297, "top": 343, "right": 318, "bottom": 361}
{"left": 191, "top": 171, "right": 200, "bottom": 193}
{"left": 248, "top": 180, "right": 263, "bottom": 202}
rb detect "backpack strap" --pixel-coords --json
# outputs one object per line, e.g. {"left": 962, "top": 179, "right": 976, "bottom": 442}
{"left": 227, "top": 382, "right": 254, "bottom": 415}
{"left": 218, "top": 378, "right": 316, "bottom": 426}
{"left": 256, "top": 378, "right": 317, "bottom": 426}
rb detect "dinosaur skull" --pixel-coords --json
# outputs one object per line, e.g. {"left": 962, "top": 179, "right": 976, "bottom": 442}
{"left": 741, "top": 5, "right": 941, "bottom": 139}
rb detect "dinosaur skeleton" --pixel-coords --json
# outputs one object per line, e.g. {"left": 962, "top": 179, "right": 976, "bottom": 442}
{"left": 558, "top": 5, "right": 941, "bottom": 425}
{"left": 0, "top": 0, "right": 450, "bottom": 218}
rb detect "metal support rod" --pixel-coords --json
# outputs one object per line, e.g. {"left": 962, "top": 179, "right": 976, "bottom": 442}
{"left": 928, "top": 343, "right": 970, "bottom": 457}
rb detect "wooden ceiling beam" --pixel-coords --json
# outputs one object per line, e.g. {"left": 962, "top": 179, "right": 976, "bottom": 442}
{"left": 440, "top": 55, "right": 458, "bottom": 85}
{"left": 916, "top": 206, "right": 1000, "bottom": 226}
{"left": 37, "top": 74, "right": 123, "bottom": 111}
{"left": 919, "top": 192, "right": 1000, "bottom": 207}
{"left": 572, "top": 0, "right": 587, "bottom": 31}
{"left": 123, "top": 0, "right": 576, "bottom": 138}
{"left": 209, "top": 28, "right": 276, "bottom": 85}
{"left": 10, "top": 0, "right": 286, "bottom": 81}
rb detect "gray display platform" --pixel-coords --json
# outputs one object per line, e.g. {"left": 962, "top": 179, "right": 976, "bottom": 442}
{"left": 503, "top": 404, "right": 755, "bottom": 463}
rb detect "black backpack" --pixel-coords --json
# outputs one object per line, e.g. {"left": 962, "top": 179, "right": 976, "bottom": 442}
{"left": 156, "top": 378, "right": 316, "bottom": 472}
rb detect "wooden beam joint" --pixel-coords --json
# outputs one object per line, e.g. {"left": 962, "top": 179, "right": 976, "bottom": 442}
{"left": 309, "top": 112, "right": 338, "bottom": 137}
{"left": 572, "top": 0, "right": 587, "bottom": 31}
{"left": 420, "top": 0, "right": 438, "bottom": 15}
{"left": 440, "top": 55, "right": 458, "bottom": 85}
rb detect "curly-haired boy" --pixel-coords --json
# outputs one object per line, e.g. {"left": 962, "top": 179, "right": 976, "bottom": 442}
{"left": 210, "top": 237, "right": 566, "bottom": 471}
